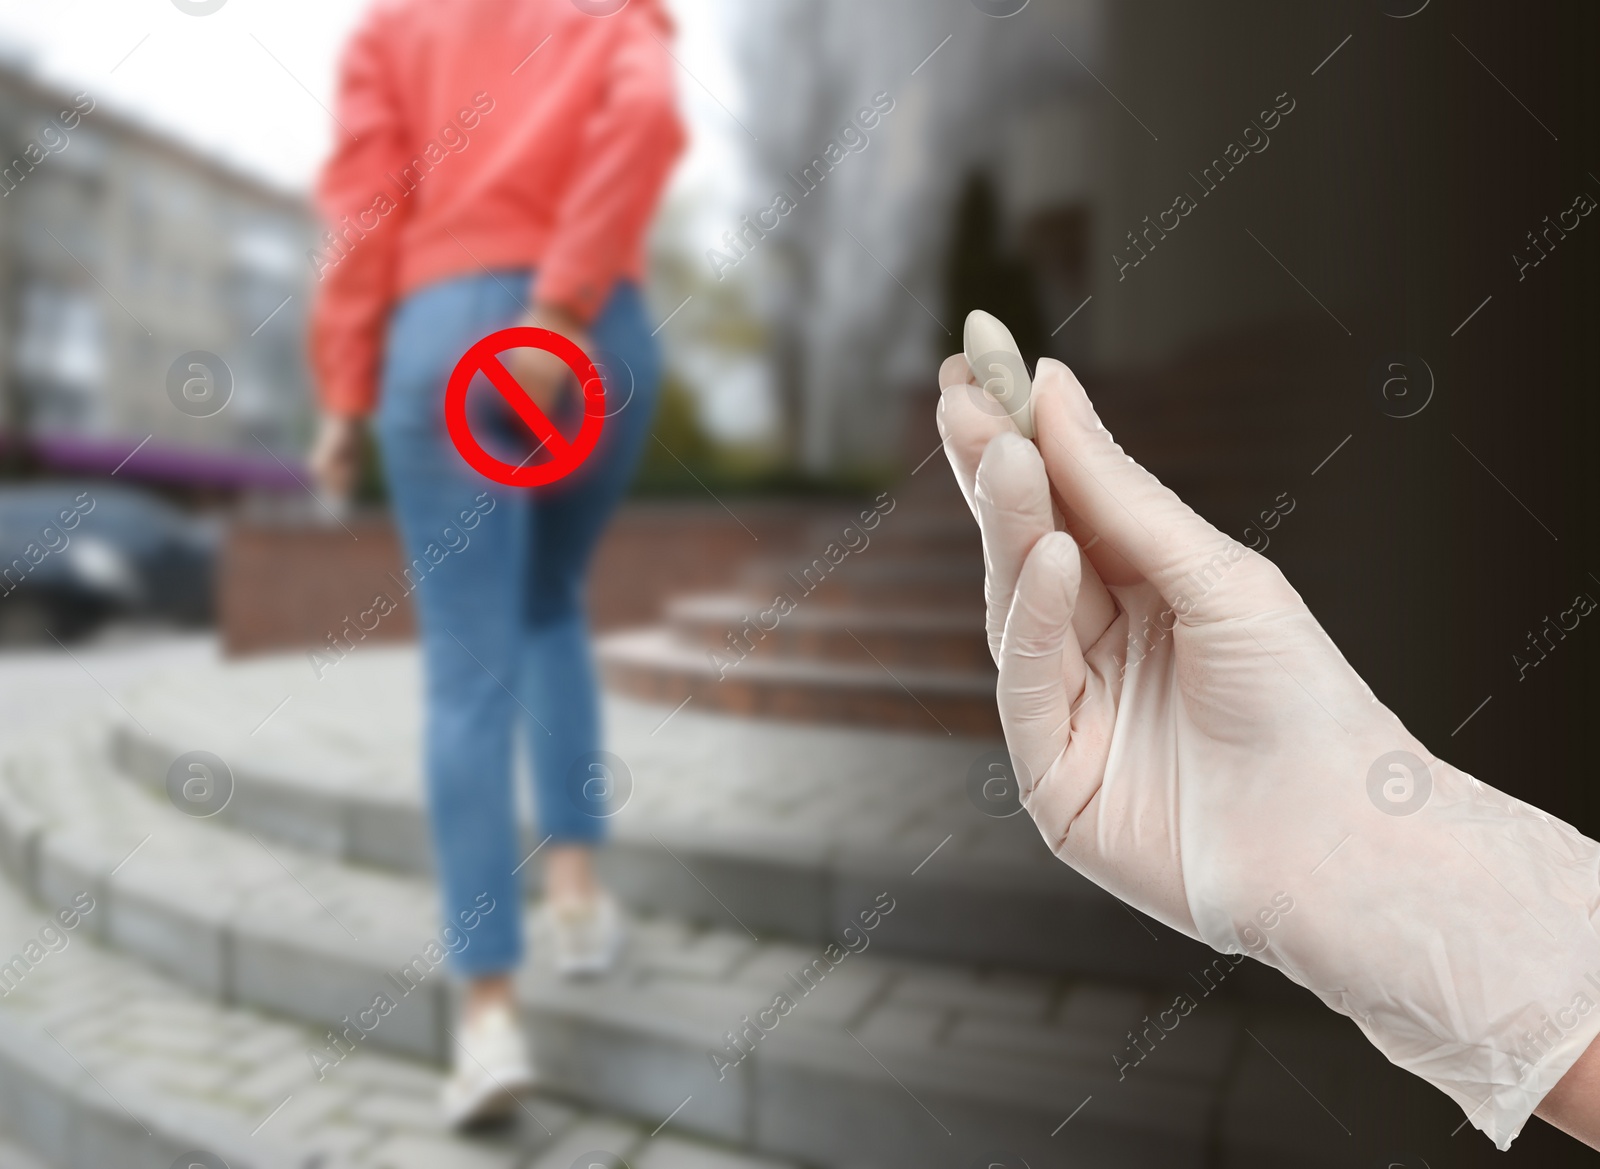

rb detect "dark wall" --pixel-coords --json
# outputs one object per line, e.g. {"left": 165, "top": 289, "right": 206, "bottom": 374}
{"left": 1087, "top": 0, "right": 1600, "bottom": 836}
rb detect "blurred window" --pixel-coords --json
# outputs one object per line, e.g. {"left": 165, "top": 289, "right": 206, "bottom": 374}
{"left": 15, "top": 281, "right": 106, "bottom": 431}
{"left": 231, "top": 213, "right": 302, "bottom": 279}
{"left": 16, "top": 282, "right": 104, "bottom": 389}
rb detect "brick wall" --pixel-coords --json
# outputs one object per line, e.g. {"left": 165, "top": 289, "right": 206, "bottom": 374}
{"left": 217, "top": 500, "right": 825, "bottom": 657}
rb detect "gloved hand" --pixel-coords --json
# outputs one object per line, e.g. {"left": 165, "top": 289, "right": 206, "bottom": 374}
{"left": 937, "top": 344, "right": 1600, "bottom": 1150}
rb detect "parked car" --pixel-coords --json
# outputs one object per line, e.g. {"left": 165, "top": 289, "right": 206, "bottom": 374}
{"left": 0, "top": 483, "right": 216, "bottom": 644}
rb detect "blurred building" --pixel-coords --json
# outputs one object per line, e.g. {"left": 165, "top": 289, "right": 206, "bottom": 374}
{"left": 0, "top": 64, "right": 314, "bottom": 492}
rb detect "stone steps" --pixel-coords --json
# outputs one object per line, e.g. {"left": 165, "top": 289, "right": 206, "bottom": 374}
{"left": 799, "top": 513, "right": 980, "bottom": 559}
{"left": 597, "top": 627, "right": 1000, "bottom": 736}
{"left": 0, "top": 734, "right": 1228, "bottom": 1169}
{"left": 99, "top": 648, "right": 1218, "bottom": 982}
{"left": 736, "top": 557, "right": 984, "bottom": 611}
{"left": 0, "top": 717, "right": 1529, "bottom": 1168}
{"left": 590, "top": 487, "right": 995, "bottom": 742}
{"left": 576, "top": 469, "right": 993, "bottom": 744}
{"left": 0, "top": 812, "right": 799, "bottom": 1169}
{"left": 666, "top": 593, "right": 993, "bottom": 671}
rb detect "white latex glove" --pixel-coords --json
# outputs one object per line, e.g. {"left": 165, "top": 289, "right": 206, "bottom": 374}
{"left": 937, "top": 347, "right": 1600, "bottom": 1150}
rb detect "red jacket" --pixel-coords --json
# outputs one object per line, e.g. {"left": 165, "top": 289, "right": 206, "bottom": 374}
{"left": 310, "top": 0, "right": 685, "bottom": 417}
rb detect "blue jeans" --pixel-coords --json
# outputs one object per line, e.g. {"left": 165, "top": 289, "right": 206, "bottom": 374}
{"left": 376, "top": 271, "right": 660, "bottom": 977}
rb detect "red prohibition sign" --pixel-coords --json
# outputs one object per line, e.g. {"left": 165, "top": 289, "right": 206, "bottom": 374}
{"left": 444, "top": 327, "right": 606, "bottom": 487}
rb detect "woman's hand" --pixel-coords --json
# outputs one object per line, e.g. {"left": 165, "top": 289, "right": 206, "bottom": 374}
{"left": 507, "top": 303, "right": 594, "bottom": 413}
{"left": 309, "top": 413, "right": 366, "bottom": 504}
{"left": 938, "top": 348, "right": 1600, "bottom": 1150}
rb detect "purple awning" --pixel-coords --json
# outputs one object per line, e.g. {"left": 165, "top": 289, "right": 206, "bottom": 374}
{"left": 22, "top": 432, "right": 306, "bottom": 491}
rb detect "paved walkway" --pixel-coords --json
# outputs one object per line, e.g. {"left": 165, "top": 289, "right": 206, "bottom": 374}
{"left": 0, "top": 852, "right": 793, "bottom": 1169}
{"left": 0, "top": 636, "right": 804, "bottom": 1167}
{"left": 0, "top": 635, "right": 1505, "bottom": 1168}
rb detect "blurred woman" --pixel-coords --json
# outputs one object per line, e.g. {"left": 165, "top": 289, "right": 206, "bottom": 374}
{"left": 308, "top": 0, "right": 683, "bottom": 1128}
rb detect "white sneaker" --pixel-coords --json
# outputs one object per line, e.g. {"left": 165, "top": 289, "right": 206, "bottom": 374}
{"left": 539, "top": 892, "right": 625, "bottom": 978}
{"left": 441, "top": 1003, "right": 535, "bottom": 1130}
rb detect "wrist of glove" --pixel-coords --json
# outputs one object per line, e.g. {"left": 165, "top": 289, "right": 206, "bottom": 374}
{"left": 938, "top": 332, "right": 1600, "bottom": 1150}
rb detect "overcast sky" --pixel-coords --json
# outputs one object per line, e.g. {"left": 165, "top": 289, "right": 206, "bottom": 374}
{"left": 0, "top": 0, "right": 745, "bottom": 207}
